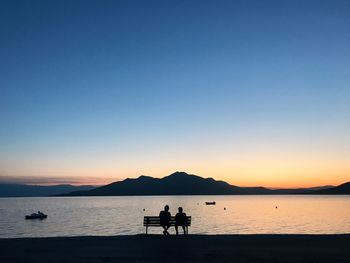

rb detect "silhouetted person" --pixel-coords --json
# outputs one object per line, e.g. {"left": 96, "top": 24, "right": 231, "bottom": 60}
{"left": 175, "top": 207, "right": 187, "bottom": 235}
{"left": 159, "top": 205, "right": 171, "bottom": 235}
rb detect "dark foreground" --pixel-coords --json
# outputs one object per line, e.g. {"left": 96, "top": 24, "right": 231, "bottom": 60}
{"left": 1, "top": 234, "right": 350, "bottom": 263}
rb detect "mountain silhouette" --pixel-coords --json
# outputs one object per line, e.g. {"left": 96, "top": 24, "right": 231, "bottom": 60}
{"left": 312, "top": 182, "right": 350, "bottom": 194}
{"left": 0, "top": 184, "right": 95, "bottom": 197}
{"left": 61, "top": 171, "right": 348, "bottom": 196}
{"left": 62, "top": 172, "right": 271, "bottom": 196}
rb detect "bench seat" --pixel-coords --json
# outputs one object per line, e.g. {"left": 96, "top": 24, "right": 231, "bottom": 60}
{"left": 143, "top": 216, "right": 191, "bottom": 234}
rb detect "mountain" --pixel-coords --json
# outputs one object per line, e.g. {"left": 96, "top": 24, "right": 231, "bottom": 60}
{"left": 62, "top": 171, "right": 347, "bottom": 196}
{"left": 0, "top": 184, "right": 95, "bottom": 197}
{"left": 269, "top": 185, "right": 334, "bottom": 194}
{"left": 306, "top": 185, "right": 334, "bottom": 191}
{"left": 312, "top": 182, "right": 350, "bottom": 194}
{"left": 63, "top": 172, "right": 272, "bottom": 196}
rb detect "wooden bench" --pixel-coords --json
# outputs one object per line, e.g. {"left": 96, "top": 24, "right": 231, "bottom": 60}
{"left": 143, "top": 216, "right": 191, "bottom": 234}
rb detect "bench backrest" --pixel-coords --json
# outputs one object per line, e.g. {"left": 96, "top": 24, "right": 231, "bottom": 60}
{"left": 143, "top": 216, "right": 191, "bottom": 226}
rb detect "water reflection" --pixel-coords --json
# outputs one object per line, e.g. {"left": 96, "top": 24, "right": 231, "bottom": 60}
{"left": 0, "top": 195, "right": 349, "bottom": 238}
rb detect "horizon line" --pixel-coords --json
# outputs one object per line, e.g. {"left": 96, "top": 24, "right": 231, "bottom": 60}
{"left": 0, "top": 173, "right": 342, "bottom": 189}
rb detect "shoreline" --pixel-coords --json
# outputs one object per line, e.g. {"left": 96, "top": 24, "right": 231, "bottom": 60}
{"left": 2, "top": 233, "right": 350, "bottom": 240}
{"left": 1, "top": 234, "right": 349, "bottom": 262}
{"left": 1, "top": 193, "right": 350, "bottom": 198}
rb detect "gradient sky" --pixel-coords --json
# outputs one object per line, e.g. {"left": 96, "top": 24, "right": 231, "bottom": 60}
{"left": 1, "top": 0, "right": 349, "bottom": 187}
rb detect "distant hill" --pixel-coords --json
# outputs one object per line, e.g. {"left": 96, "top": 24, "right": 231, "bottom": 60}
{"left": 61, "top": 171, "right": 348, "bottom": 196}
{"left": 312, "top": 182, "right": 350, "bottom": 194}
{"left": 62, "top": 172, "right": 271, "bottom": 196}
{"left": 59, "top": 172, "right": 270, "bottom": 196}
{"left": 269, "top": 185, "right": 334, "bottom": 194}
{"left": 0, "top": 184, "right": 95, "bottom": 197}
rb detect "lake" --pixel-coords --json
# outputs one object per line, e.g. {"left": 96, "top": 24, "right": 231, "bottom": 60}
{"left": 0, "top": 195, "right": 349, "bottom": 238}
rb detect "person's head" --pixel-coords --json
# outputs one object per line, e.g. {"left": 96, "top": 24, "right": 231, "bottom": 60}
{"left": 164, "top": 205, "right": 169, "bottom": 211}
{"left": 178, "top": 207, "right": 183, "bottom": 213}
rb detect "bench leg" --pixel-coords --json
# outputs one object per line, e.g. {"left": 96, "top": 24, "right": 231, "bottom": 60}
{"left": 146, "top": 226, "right": 148, "bottom": 235}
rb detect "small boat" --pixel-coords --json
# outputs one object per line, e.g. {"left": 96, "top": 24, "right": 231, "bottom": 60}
{"left": 205, "top": 201, "right": 216, "bottom": 205}
{"left": 25, "top": 212, "right": 47, "bottom": 220}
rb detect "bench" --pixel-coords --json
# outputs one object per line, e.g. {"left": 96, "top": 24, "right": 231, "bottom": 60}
{"left": 143, "top": 216, "right": 191, "bottom": 235}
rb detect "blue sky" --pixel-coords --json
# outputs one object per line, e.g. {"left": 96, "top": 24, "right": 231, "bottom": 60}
{"left": 1, "top": 0, "right": 349, "bottom": 187}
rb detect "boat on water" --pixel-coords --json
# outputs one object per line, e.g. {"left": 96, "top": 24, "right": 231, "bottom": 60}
{"left": 205, "top": 201, "right": 216, "bottom": 205}
{"left": 25, "top": 212, "right": 47, "bottom": 220}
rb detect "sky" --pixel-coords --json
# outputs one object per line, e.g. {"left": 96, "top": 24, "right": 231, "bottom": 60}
{"left": 0, "top": 0, "right": 349, "bottom": 188}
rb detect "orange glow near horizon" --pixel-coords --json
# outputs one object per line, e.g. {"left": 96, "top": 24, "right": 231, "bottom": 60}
{"left": 2, "top": 155, "right": 349, "bottom": 188}
{"left": 1, "top": 144, "right": 350, "bottom": 188}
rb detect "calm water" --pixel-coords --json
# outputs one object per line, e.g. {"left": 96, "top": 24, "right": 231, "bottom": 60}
{"left": 0, "top": 195, "right": 349, "bottom": 238}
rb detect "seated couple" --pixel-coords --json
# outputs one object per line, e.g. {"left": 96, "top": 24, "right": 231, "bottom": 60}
{"left": 159, "top": 205, "right": 188, "bottom": 235}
